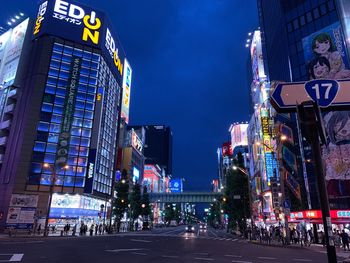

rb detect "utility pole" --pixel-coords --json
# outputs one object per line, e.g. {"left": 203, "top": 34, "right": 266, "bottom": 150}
{"left": 297, "top": 101, "right": 337, "bottom": 263}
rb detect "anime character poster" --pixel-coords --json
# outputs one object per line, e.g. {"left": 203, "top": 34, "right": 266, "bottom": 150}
{"left": 302, "top": 22, "right": 350, "bottom": 197}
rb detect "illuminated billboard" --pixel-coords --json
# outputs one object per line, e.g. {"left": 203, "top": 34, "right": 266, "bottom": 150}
{"left": 49, "top": 193, "right": 108, "bottom": 218}
{"left": 222, "top": 142, "right": 233, "bottom": 157}
{"left": 250, "top": 30, "right": 266, "bottom": 83}
{"left": 229, "top": 123, "right": 248, "bottom": 150}
{"left": 33, "top": 0, "right": 126, "bottom": 82}
{"left": 121, "top": 59, "right": 132, "bottom": 124}
{"left": 131, "top": 130, "right": 143, "bottom": 154}
{"left": 132, "top": 167, "right": 140, "bottom": 183}
{"left": 143, "top": 165, "right": 160, "bottom": 193}
{"left": 169, "top": 178, "right": 183, "bottom": 193}
{"left": 303, "top": 22, "right": 350, "bottom": 198}
{"left": 0, "top": 18, "right": 29, "bottom": 87}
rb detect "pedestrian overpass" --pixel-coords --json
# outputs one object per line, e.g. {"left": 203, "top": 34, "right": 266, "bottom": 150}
{"left": 149, "top": 192, "right": 222, "bottom": 203}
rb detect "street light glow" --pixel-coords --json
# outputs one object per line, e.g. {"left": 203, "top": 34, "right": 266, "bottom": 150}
{"left": 280, "top": 134, "right": 287, "bottom": 141}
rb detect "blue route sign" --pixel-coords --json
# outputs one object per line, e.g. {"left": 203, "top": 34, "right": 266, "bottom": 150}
{"left": 270, "top": 79, "right": 350, "bottom": 112}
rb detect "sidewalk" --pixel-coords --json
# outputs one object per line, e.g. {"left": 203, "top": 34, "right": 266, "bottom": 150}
{"left": 249, "top": 239, "right": 350, "bottom": 261}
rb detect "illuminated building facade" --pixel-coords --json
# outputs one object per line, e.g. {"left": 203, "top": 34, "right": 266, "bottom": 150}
{"left": 0, "top": 0, "right": 131, "bottom": 230}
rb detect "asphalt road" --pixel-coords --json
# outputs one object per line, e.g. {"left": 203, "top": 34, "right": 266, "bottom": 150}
{"left": 0, "top": 225, "right": 333, "bottom": 263}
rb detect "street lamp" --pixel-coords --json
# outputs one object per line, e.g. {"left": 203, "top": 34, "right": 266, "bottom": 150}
{"left": 43, "top": 163, "right": 69, "bottom": 237}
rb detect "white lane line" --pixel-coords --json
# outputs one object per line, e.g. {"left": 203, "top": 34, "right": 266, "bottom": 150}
{"left": 162, "top": 255, "right": 179, "bottom": 258}
{"left": 293, "top": 259, "right": 312, "bottom": 262}
{"left": 232, "top": 239, "right": 238, "bottom": 241}
{"left": 257, "top": 257, "right": 276, "bottom": 260}
{"left": 105, "top": 248, "right": 145, "bottom": 253}
{"left": 2, "top": 241, "right": 43, "bottom": 245}
{"left": 194, "top": 258, "right": 214, "bottom": 261}
{"left": 130, "top": 239, "right": 152, "bottom": 243}
{"left": 225, "top": 255, "right": 242, "bottom": 258}
{"left": 231, "top": 261, "right": 252, "bottom": 263}
{"left": 210, "top": 230, "right": 218, "bottom": 237}
{"left": 131, "top": 252, "right": 147, "bottom": 256}
{"left": 9, "top": 254, "right": 24, "bottom": 262}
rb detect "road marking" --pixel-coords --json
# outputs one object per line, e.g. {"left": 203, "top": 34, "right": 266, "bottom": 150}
{"left": 209, "top": 230, "right": 218, "bottom": 237}
{"left": 9, "top": 255, "right": 24, "bottom": 262}
{"left": 131, "top": 252, "right": 147, "bottom": 256}
{"left": 257, "top": 257, "right": 276, "bottom": 260}
{"left": 162, "top": 255, "right": 179, "bottom": 258}
{"left": 194, "top": 258, "right": 214, "bottom": 261}
{"left": 1, "top": 241, "right": 43, "bottom": 245}
{"left": 232, "top": 239, "right": 238, "bottom": 241}
{"left": 105, "top": 248, "right": 145, "bottom": 253}
{"left": 0, "top": 254, "right": 24, "bottom": 262}
{"left": 225, "top": 255, "right": 242, "bottom": 258}
{"left": 231, "top": 261, "right": 252, "bottom": 263}
{"left": 293, "top": 260, "right": 312, "bottom": 262}
{"left": 193, "top": 253, "right": 209, "bottom": 255}
{"left": 130, "top": 239, "right": 152, "bottom": 243}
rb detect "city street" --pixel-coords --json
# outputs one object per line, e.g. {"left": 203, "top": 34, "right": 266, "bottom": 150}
{"left": 0, "top": 225, "right": 336, "bottom": 263}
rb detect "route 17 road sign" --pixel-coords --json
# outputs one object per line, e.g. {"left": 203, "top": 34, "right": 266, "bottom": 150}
{"left": 270, "top": 79, "right": 350, "bottom": 112}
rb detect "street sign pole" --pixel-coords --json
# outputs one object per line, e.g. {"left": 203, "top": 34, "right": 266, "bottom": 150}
{"left": 297, "top": 101, "right": 337, "bottom": 263}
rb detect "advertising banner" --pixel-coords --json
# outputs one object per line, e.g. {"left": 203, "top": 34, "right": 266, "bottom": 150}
{"left": 230, "top": 124, "right": 248, "bottom": 149}
{"left": 303, "top": 22, "right": 350, "bottom": 198}
{"left": 121, "top": 59, "right": 132, "bottom": 124}
{"left": 285, "top": 171, "right": 301, "bottom": 201}
{"left": 32, "top": 0, "right": 126, "bottom": 83}
{"left": 250, "top": 30, "right": 266, "bottom": 84}
{"left": 49, "top": 193, "right": 107, "bottom": 218}
{"left": 55, "top": 56, "right": 81, "bottom": 167}
{"left": 169, "top": 179, "right": 183, "bottom": 193}
{"left": 6, "top": 194, "right": 38, "bottom": 229}
{"left": 0, "top": 19, "right": 29, "bottom": 86}
{"left": 222, "top": 142, "right": 233, "bottom": 157}
{"left": 9, "top": 194, "right": 38, "bottom": 208}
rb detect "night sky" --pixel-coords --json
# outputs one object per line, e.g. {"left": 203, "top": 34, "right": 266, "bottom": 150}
{"left": 3, "top": 1, "right": 258, "bottom": 191}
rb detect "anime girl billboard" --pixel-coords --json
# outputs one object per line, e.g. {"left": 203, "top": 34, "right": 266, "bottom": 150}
{"left": 302, "top": 22, "right": 350, "bottom": 198}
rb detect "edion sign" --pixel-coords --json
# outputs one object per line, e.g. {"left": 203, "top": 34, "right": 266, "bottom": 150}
{"left": 105, "top": 28, "right": 123, "bottom": 76}
{"left": 33, "top": 1, "right": 48, "bottom": 35}
{"left": 33, "top": 0, "right": 126, "bottom": 79}
{"left": 54, "top": 0, "right": 102, "bottom": 45}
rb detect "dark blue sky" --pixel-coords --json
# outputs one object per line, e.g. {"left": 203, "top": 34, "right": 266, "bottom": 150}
{"left": 3, "top": 1, "right": 258, "bottom": 191}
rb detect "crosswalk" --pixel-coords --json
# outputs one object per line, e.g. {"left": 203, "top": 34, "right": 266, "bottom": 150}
{"left": 116, "top": 228, "right": 246, "bottom": 243}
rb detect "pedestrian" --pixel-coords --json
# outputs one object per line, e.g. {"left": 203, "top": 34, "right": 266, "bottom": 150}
{"left": 341, "top": 230, "right": 350, "bottom": 251}
{"left": 90, "top": 224, "right": 94, "bottom": 236}
{"left": 37, "top": 224, "right": 42, "bottom": 235}
{"left": 135, "top": 221, "right": 139, "bottom": 231}
{"left": 72, "top": 224, "right": 77, "bottom": 236}
{"left": 320, "top": 231, "right": 325, "bottom": 246}
{"left": 95, "top": 224, "right": 98, "bottom": 235}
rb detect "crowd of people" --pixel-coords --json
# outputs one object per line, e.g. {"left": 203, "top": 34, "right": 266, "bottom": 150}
{"left": 248, "top": 224, "right": 350, "bottom": 251}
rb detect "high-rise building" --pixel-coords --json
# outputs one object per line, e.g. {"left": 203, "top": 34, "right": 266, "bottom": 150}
{"left": 0, "top": 0, "right": 131, "bottom": 231}
{"left": 258, "top": 0, "right": 350, "bottom": 225}
{"left": 130, "top": 125, "right": 173, "bottom": 177}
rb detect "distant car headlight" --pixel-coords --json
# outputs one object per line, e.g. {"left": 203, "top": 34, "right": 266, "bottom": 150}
{"left": 186, "top": 227, "right": 188, "bottom": 230}
{"left": 192, "top": 227, "right": 195, "bottom": 231}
